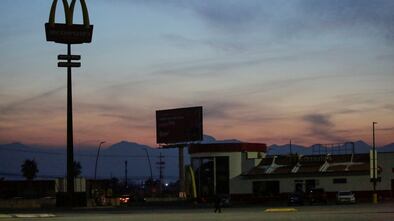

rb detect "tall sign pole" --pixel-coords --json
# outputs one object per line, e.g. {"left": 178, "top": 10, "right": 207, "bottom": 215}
{"left": 45, "top": 0, "right": 93, "bottom": 207}
{"left": 67, "top": 43, "right": 74, "bottom": 195}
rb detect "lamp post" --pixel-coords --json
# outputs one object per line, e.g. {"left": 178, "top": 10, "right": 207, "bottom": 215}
{"left": 94, "top": 141, "right": 105, "bottom": 180}
{"left": 142, "top": 148, "right": 153, "bottom": 180}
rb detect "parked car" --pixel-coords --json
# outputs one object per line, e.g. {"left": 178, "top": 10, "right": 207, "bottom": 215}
{"left": 336, "top": 191, "right": 356, "bottom": 204}
{"left": 119, "top": 195, "right": 131, "bottom": 204}
{"left": 288, "top": 192, "right": 304, "bottom": 205}
{"left": 307, "top": 188, "right": 328, "bottom": 204}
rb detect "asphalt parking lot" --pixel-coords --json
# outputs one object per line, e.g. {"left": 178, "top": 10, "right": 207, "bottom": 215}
{"left": 1, "top": 202, "right": 393, "bottom": 221}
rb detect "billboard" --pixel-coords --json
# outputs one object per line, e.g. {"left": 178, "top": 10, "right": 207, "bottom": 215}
{"left": 156, "top": 106, "right": 203, "bottom": 144}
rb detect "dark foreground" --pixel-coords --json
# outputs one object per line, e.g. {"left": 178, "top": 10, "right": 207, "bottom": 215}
{"left": 1, "top": 202, "right": 393, "bottom": 221}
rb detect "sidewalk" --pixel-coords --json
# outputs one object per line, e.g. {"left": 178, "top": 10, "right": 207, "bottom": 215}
{"left": 0, "top": 213, "right": 56, "bottom": 219}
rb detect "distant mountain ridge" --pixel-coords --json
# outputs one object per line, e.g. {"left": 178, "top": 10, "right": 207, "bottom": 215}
{"left": 0, "top": 135, "right": 237, "bottom": 181}
{"left": 1, "top": 137, "right": 393, "bottom": 181}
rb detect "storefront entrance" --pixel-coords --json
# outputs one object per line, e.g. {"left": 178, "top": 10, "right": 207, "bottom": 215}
{"left": 191, "top": 156, "right": 229, "bottom": 199}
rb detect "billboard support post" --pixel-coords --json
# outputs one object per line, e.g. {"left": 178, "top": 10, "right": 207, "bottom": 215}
{"left": 178, "top": 146, "right": 185, "bottom": 198}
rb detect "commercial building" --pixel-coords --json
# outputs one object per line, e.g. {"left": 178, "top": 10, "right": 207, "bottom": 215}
{"left": 189, "top": 143, "right": 394, "bottom": 201}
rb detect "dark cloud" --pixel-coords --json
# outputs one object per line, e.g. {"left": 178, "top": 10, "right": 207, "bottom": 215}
{"left": 162, "top": 34, "right": 248, "bottom": 52}
{"left": 0, "top": 86, "right": 64, "bottom": 115}
{"left": 203, "top": 101, "right": 244, "bottom": 119}
{"left": 221, "top": 74, "right": 344, "bottom": 99}
{"left": 132, "top": 0, "right": 394, "bottom": 42}
{"left": 102, "top": 114, "right": 142, "bottom": 122}
{"left": 377, "top": 127, "right": 394, "bottom": 132}
{"left": 303, "top": 114, "right": 333, "bottom": 127}
{"left": 376, "top": 54, "right": 394, "bottom": 61}
{"left": 302, "top": 113, "right": 344, "bottom": 143}
{"left": 200, "top": 100, "right": 289, "bottom": 125}
{"left": 150, "top": 52, "right": 308, "bottom": 78}
{"left": 384, "top": 104, "right": 394, "bottom": 111}
{"left": 188, "top": 0, "right": 264, "bottom": 32}
{"left": 129, "top": 0, "right": 265, "bottom": 31}
{"left": 272, "top": 0, "right": 394, "bottom": 42}
{"left": 299, "top": 0, "right": 394, "bottom": 27}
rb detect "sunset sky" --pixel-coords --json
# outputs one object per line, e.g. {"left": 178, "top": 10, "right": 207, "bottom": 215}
{"left": 0, "top": 0, "right": 393, "bottom": 148}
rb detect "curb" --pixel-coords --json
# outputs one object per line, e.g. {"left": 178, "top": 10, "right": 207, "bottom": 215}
{"left": 11, "top": 214, "right": 56, "bottom": 218}
{"left": 265, "top": 208, "right": 297, "bottom": 212}
{"left": 0, "top": 214, "right": 13, "bottom": 219}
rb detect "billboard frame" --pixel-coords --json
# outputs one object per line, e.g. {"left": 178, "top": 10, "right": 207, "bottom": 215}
{"left": 156, "top": 106, "right": 203, "bottom": 145}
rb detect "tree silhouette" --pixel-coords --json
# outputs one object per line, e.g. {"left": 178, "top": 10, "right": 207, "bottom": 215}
{"left": 21, "top": 159, "right": 39, "bottom": 180}
{"left": 73, "top": 161, "right": 82, "bottom": 177}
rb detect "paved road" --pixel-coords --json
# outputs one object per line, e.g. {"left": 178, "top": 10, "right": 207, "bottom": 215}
{"left": 2, "top": 203, "right": 394, "bottom": 221}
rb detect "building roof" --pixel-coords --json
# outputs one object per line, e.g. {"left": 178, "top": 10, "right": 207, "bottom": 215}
{"left": 244, "top": 153, "right": 373, "bottom": 178}
{"left": 189, "top": 143, "right": 267, "bottom": 154}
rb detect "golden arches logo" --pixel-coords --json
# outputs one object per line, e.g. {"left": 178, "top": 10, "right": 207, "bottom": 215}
{"left": 45, "top": 0, "right": 93, "bottom": 44}
{"left": 48, "top": 0, "right": 90, "bottom": 26}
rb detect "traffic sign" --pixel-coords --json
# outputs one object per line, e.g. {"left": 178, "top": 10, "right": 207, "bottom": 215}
{"left": 58, "top": 54, "right": 81, "bottom": 60}
{"left": 58, "top": 62, "right": 81, "bottom": 68}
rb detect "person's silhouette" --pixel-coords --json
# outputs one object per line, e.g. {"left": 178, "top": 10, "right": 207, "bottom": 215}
{"left": 214, "top": 194, "right": 222, "bottom": 213}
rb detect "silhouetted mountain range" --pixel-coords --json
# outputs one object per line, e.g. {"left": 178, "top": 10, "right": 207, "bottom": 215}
{"left": 1, "top": 137, "right": 393, "bottom": 181}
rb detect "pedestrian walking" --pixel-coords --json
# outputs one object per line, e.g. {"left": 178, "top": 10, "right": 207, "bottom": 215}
{"left": 214, "top": 194, "right": 222, "bottom": 213}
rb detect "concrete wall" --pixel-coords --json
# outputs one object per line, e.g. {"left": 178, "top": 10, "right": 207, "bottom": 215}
{"left": 231, "top": 152, "right": 394, "bottom": 195}
{"left": 191, "top": 151, "right": 261, "bottom": 195}
{"left": 191, "top": 152, "right": 394, "bottom": 196}
{"left": 233, "top": 172, "right": 394, "bottom": 195}
{"left": 376, "top": 152, "right": 394, "bottom": 190}
{"left": 230, "top": 176, "right": 253, "bottom": 194}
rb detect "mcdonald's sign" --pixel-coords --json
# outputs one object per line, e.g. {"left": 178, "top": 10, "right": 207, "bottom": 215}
{"left": 45, "top": 0, "right": 93, "bottom": 44}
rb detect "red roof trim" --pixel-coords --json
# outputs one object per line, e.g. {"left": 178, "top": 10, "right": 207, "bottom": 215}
{"left": 189, "top": 143, "right": 267, "bottom": 154}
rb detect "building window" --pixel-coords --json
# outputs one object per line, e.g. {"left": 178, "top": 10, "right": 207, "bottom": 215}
{"left": 253, "top": 181, "right": 280, "bottom": 196}
{"left": 191, "top": 157, "right": 214, "bottom": 198}
{"left": 333, "top": 178, "right": 347, "bottom": 184}
{"left": 215, "top": 156, "right": 229, "bottom": 195}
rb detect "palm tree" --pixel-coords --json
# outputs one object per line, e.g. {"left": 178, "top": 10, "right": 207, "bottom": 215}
{"left": 21, "top": 159, "right": 39, "bottom": 180}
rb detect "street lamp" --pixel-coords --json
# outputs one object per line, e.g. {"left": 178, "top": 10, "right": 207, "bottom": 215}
{"left": 142, "top": 148, "right": 153, "bottom": 180}
{"left": 94, "top": 141, "right": 106, "bottom": 180}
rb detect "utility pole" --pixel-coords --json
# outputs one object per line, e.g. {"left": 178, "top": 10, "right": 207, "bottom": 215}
{"left": 125, "top": 160, "right": 128, "bottom": 188}
{"left": 142, "top": 148, "right": 153, "bottom": 180}
{"left": 157, "top": 153, "right": 165, "bottom": 193}
{"left": 290, "top": 139, "right": 292, "bottom": 155}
